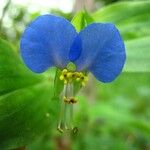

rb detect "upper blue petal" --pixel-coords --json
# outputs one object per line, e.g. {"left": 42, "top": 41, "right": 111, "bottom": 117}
{"left": 74, "top": 23, "right": 126, "bottom": 82}
{"left": 20, "top": 14, "right": 77, "bottom": 73}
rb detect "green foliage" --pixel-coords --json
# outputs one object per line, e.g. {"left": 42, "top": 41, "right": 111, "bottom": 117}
{"left": 71, "top": 10, "right": 94, "bottom": 32}
{"left": 0, "top": 39, "right": 59, "bottom": 149}
{"left": 72, "top": 73, "right": 150, "bottom": 150}
{"left": 92, "top": 1, "right": 150, "bottom": 72}
{"left": 125, "top": 37, "right": 150, "bottom": 72}
{"left": 96, "top": 0, "right": 121, "bottom": 5}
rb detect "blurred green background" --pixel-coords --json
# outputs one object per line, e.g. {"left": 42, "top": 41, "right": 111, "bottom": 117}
{"left": 0, "top": 0, "right": 150, "bottom": 150}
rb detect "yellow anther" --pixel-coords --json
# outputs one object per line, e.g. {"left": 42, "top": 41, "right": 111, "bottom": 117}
{"left": 59, "top": 75, "right": 64, "bottom": 80}
{"left": 67, "top": 72, "right": 72, "bottom": 78}
{"left": 79, "top": 74, "right": 88, "bottom": 87}
{"left": 62, "top": 69, "right": 68, "bottom": 74}
{"left": 59, "top": 68, "right": 88, "bottom": 87}
{"left": 74, "top": 72, "right": 80, "bottom": 77}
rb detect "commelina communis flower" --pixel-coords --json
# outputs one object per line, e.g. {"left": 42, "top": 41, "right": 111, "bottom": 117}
{"left": 20, "top": 14, "right": 126, "bottom": 133}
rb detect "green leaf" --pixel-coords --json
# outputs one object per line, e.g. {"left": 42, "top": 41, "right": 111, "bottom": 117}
{"left": 89, "top": 102, "right": 150, "bottom": 136}
{"left": 71, "top": 10, "right": 94, "bottom": 32}
{"left": 0, "top": 39, "right": 42, "bottom": 95}
{"left": 0, "top": 39, "right": 59, "bottom": 149}
{"left": 92, "top": 1, "right": 150, "bottom": 72}
{"left": 124, "top": 37, "right": 150, "bottom": 72}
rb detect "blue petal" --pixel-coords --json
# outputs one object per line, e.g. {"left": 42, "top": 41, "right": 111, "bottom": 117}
{"left": 69, "top": 35, "right": 82, "bottom": 62}
{"left": 20, "top": 14, "right": 77, "bottom": 73}
{"left": 74, "top": 23, "right": 126, "bottom": 82}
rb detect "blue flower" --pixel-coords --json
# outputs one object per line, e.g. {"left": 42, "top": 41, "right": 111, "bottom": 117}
{"left": 20, "top": 14, "right": 126, "bottom": 83}
{"left": 20, "top": 14, "right": 126, "bottom": 132}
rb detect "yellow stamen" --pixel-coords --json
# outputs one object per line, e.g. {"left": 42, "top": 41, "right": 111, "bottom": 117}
{"left": 62, "top": 69, "right": 68, "bottom": 74}
{"left": 67, "top": 72, "right": 72, "bottom": 78}
{"left": 59, "top": 75, "right": 64, "bottom": 80}
{"left": 59, "top": 68, "right": 88, "bottom": 87}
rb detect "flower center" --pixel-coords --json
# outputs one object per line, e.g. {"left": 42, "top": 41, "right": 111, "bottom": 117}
{"left": 59, "top": 69, "right": 88, "bottom": 87}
